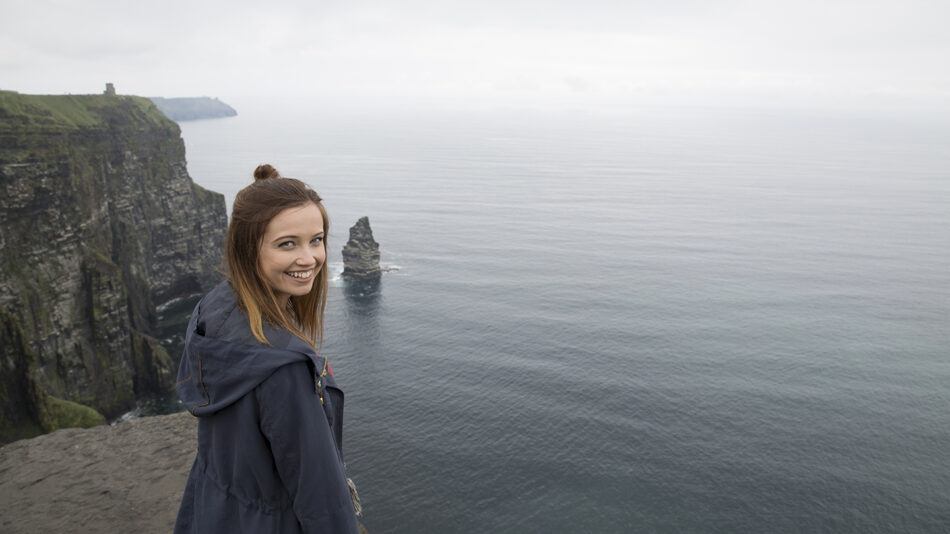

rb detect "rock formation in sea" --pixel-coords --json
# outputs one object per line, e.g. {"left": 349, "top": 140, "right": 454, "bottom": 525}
{"left": 341, "top": 217, "right": 382, "bottom": 279}
{"left": 149, "top": 96, "right": 238, "bottom": 121}
{"left": 0, "top": 90, "right": 227, "bottom": 443}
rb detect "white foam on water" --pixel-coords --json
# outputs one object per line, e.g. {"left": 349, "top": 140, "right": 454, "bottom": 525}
{"left": 328, "top": 262, "right": 401, "bottom": 286}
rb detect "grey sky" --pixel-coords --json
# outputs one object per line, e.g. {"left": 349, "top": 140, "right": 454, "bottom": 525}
{"left": 2, "top": 0, "right": 948, "bottom": 113}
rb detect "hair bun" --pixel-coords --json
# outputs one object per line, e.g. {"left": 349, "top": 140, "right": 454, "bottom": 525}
{"left": 253, "top": 164, "right": 281, "bottom": 182}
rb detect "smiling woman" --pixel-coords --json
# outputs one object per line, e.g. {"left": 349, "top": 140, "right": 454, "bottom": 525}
{"left": 225, "top": 164, "right": 332, "bottom": 346}
{"left": 173, "top": 165, "right": 360, "bottom": 533}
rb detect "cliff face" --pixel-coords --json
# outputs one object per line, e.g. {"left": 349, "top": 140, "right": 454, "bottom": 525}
{"left": 0, "top": 92, "right": 227, "bottom": 441}
{"left": 341, "top": 217, "right": 382, "bottom": 279}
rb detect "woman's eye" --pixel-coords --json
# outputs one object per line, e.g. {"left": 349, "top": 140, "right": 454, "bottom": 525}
{"left": 278, "top": 241, "right": 295, "bottom": 248}
{"left": 311, "top": 236, "right": 324, "bottom": 245}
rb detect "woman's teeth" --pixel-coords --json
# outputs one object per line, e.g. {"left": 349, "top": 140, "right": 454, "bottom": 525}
{"left": 287, "top": 270, "right": 313, "bottom": 279}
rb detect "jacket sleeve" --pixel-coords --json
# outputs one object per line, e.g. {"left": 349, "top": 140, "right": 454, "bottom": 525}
{"left": 255, "top": 361, "right": 358, "bottom": 533}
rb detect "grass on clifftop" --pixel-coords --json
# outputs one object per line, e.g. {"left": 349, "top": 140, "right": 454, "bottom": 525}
{"left": 0, "top": 91, "right": 171, "bottom": 131}
{"left": 47, "top": 396, "right": 106, "bottom": 430}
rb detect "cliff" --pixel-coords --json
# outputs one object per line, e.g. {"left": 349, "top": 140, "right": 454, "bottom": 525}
{"left": 0, "top": 91, "right": 227, "bottom": 443}
{"left": 149, "top": 97, "right": 237, "bottom": 121}
{"left": 341, "top": 217, "right": 382, "bottom": 279}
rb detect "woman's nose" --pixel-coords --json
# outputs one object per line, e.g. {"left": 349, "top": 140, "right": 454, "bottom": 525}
{"left": 296, "top": 250, "right": 316, "bottom": 265}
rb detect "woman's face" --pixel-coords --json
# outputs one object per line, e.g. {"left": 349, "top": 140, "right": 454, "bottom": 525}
{"left": 258, "top": 203, "right": 326, "bottom": 306}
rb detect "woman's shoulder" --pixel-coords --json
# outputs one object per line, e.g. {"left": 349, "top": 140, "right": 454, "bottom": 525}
{"left": 199, "top": 280, "right": 238, "bottom": 314}
{"left": 193, "top": 280, "right": 250, "bottom": 342}
{"left": 259, "top": 359, "right": 313, "bottom": 392}
{"left": 192, "top": 279, "right": 316, "bottom": 352}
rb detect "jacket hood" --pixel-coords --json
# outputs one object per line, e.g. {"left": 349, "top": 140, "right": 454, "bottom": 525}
{"left": 175, "top": 281, "right": 326, "bottom": 416}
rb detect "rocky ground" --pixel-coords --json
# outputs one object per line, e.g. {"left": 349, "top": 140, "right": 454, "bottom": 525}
{"left": 0, "top": 412, "right": 196, "bottom": 533}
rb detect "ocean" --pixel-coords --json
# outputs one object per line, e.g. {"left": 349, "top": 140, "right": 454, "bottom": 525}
{"left": 172, "top": 102, "right": 949, "bottom": 533}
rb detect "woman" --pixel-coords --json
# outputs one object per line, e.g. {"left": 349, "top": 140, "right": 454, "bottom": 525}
{"left": 174, "top": 165, "right": 360, "bottom": 533}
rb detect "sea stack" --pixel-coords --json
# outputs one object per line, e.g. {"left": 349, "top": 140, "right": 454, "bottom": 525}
{"left": 341, "top": 217, "right": 382, "bottom": 279}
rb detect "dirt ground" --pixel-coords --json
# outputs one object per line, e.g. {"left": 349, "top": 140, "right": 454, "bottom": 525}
{"left": 0, "top": 412, "right": 196, "bottom": 533}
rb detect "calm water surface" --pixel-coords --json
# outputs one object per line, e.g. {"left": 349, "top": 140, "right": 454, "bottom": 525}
{"left": 175, "top": 103, "right": 950, "bottom": 533}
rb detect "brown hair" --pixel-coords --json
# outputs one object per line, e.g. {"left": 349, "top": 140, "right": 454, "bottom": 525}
{"left": 226, "top": 164, "right": 329, "bottom": 347}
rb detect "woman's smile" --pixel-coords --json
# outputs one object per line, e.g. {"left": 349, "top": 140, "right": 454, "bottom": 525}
{"left": 286, "top": 269, "right": 314, "bottom": 280}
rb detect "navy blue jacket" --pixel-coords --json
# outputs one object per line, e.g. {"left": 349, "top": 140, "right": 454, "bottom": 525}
{"left": 174, "top": 281, "right": 358, "bottom": 533}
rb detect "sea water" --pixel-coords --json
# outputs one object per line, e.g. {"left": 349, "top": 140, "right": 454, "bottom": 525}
{"left": 175, "top": 103, "right": 950, "bottom": 533}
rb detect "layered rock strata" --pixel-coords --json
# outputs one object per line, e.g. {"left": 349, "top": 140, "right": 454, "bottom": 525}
{"left": 0, "top": 91, "right": 227, "bottom": 442}
{"left": 341, "top": 217, "right": 382, "bottom": 279}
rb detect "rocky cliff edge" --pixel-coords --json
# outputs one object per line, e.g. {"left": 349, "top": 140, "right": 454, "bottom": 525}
{"left": 0, "top": 91, "right": 227, "bottom": 442}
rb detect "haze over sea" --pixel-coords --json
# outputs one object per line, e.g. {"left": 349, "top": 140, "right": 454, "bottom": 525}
{"left": 178, "top": 101, "right": 949, "bottom": 533}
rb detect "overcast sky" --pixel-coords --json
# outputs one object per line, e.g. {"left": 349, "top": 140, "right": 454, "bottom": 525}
{"left": 2, "top": 0, "right": 948, "bottom": 113}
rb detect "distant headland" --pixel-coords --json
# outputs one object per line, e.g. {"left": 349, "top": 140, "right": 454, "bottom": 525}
{"left": 149, "top": 96, "right": 237, "bottom": 121}
{"left": 98, "top": 83, "right": 238, "bottom": 122}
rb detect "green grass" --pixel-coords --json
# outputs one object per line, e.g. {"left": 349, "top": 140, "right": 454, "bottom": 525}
{"left": 0, "top": 91, "right": 171, "bottom": 131}
{"left": 46, "top": 396, "right": 106, "bottom": 430}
